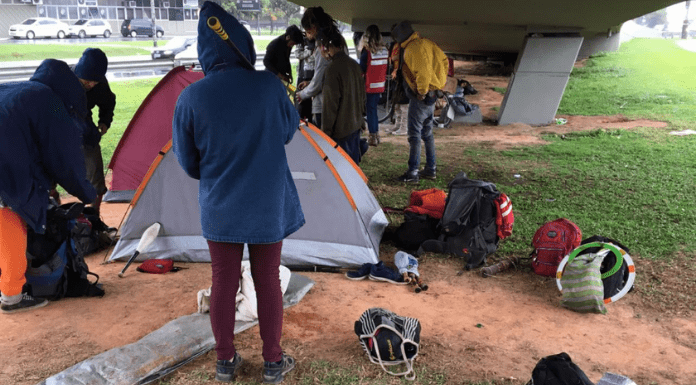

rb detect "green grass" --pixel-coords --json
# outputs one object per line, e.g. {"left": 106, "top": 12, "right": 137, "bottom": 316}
{"left": 0, "top": 41, "right": 154, "bottom": 61}
{"left": 452, "top": 128, "right": 696, "bottom": 260}
{"left": 0, "top": 37, "right": 282, "bottom": 61}
{"left": 560, "top": 38, "right": 696, "bottom": 127}
{"left": 102, "top": 78, "right": 162, "bottom": 159}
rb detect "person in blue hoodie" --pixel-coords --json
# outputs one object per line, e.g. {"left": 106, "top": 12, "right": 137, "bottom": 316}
{"left": 172, "top": 2, "right": 304, "bottom": 383}
{"left": 0, "top": 59, "right": 96, "bottom": 314}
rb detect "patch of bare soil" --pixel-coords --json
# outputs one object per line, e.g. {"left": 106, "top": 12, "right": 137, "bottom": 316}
{"left": 1, "top": 61, "right": 690, "bottom": 385}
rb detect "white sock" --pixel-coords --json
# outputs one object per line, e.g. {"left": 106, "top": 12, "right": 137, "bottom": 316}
{"left": 1, "top": 293, "right": 22, "bottom": 306}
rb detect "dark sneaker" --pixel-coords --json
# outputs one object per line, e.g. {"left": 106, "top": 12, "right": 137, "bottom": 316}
{"left": 418, "top": 168, "right": 437, "bottom": 180}
{"left": 1, "top": 293, "right": 48, "bottom": 314}
{"left": 345, "top": 263, "right": 373, "bottom": 280}
{"left": 368, "top": 262, "right": 408, "bottom": 285}
{"left": 396, "top": 171, "right": 419, "bottom": 183}
{"left": 216, "top": 352, "right": 243, "bottom": 382}
{"left": 263, "top": 353, "right": 296, "bottom": 384}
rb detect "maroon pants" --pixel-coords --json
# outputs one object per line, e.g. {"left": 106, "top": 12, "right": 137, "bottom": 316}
{"left": 207, "top": 240, "right": 284, "bottom": 363}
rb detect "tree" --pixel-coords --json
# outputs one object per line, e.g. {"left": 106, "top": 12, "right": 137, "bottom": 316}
{"left": 634, "top": 9, "right": 668, "bottom": 28}
{"left": 262, "top": 0, "right": 301, "bottom": 33}
{"left": 220, "top": 0, "right": 242, "bottom": 19}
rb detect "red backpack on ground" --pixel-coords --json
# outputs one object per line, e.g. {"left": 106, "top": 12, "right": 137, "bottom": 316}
{"left": 530, "top": 218, "right": 582, "bottom": 276}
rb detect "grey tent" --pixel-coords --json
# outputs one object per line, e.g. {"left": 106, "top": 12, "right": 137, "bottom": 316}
{"left": 108, "top": 122, "right": 388, "bottom": 268}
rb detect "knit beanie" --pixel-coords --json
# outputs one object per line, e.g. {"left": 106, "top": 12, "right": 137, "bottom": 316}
{"left": 391, "top": 21, "right": 414, "bottom": 44}
{"left": 74, "top": 48, "right": 108, "bottom": 82}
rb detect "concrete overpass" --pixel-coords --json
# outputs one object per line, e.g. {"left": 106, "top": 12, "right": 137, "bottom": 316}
{"left": 293, "top": 0, "right": 683, "bottom": 125}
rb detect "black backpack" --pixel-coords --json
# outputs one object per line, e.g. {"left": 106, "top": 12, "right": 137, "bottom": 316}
{"left": 24, "top": 200, "right": 105, "bottom": 300}
{"left": 393, "top": 211, "right": 440, "bottom": 251}
{"left": 527, "top": 352, "right": 593, "bottom": 385}
{"left": 417, "top": 172, "right": 500, "bottom": 270}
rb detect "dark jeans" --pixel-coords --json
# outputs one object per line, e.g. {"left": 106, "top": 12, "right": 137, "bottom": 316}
{"left": 365, "top": 92, "right": 380, "bottom": 134}
{"left": 313, "top": 113, "right": 322, "bottom": 129}
{"left": 207, "top": 240, "right": 284, "bottom": 363}
{"left": 335, "top": 129, "right": 363, "bottom": 165}
{"left": 404, "top": 84, "right": 437, "bottom": 173}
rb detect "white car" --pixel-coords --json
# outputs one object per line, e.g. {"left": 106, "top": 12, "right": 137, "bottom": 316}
{"left": 8, "top": 17, "right": 70, "bottom": 39}
{"left": 68, "top": 19, "right": 112, "bottom": 39}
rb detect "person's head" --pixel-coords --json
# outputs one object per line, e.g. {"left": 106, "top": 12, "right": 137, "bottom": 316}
{"left": 285, "top": 25, "right": 304, "bottom": 47}
{"left": 319, "top": 28, "right": 346, "bottom": 60}
{"left": 74, "top": 48, "right": 108, "bottom": 91}
{"left": 362, "top": 24, "right": 383, "bottom": 54}
{"left": 197, "top": 1, "right": 255, "bottom": 75}
{"left": 390, "top": 21, "right": 414, "bottom": 44}
{"left": 301, "top": 6, "right": 337, "bottom": 41}
{"left": 31, "top": 59, "right": 88, "bottom": 120}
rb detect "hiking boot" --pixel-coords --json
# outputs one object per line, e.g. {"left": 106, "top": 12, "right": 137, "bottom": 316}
{"left": 368, "top": 133, "right": 380, "bottom": 147}
{"left": 396, "top": 171, "right": 419, "bottom": 184}
{"left": 345, "top": 262, "right": 373, "bottom": 280}
{"left": 216, "top": 352, "right": 243, "bottom": 382}
{"left": 418, "top": 168, "right": 437, "bottom": 180}
{"left": 1, "top": 293, "right": 48, "bottom": 314}
{"left": 263, "top": 353, "right": 296, "bottom": 384}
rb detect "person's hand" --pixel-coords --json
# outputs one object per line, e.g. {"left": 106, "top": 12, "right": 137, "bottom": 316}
{"left": 297, "top": 81, "right": 309, "bottom": 91}
{"left": 417, "top": 93, "right": 426, "bottom": 101}
{"left": 296, "top": 93, "right": 303, "bottom": 104}
{"left": 98, "top": 123, "right": 109, "bottom": 135}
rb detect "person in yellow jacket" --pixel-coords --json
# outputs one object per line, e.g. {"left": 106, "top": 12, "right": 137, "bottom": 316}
{"left": 391, "top": 21, "right": 449, "bottom": 183}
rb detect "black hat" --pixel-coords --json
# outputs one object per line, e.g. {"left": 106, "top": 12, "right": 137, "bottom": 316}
{"left": 74, "top": 48, "right": 108, "bottom": 83}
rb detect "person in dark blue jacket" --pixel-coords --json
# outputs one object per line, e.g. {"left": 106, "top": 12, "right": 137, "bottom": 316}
{"left": 73, "top": 48, "right": 116, "bottom": 216}
{"left": 172, "top": 2, "right": 304, "bottom": 383}
{"left": 0, "top": 59, "right": 96, "bottom": 314}
{"left": 263, "top": 25, "right": 304, "bottom": 83}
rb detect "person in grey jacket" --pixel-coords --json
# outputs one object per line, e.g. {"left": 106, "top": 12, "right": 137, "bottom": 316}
{"left": 295, "top": 6, "right": 338, "bottom": 129}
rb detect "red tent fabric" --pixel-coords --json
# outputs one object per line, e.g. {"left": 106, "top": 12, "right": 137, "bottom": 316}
{"left": 108, "top": 66, "right": 204, "bottom": 194}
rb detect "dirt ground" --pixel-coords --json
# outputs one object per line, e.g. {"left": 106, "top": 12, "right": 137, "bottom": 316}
{"left": 3, "top": 61, "right": 694, "bottom": 385}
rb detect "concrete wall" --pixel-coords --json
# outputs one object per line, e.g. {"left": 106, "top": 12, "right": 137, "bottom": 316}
{"left": 0, "top": 5, "right": 38, "bottom": 39}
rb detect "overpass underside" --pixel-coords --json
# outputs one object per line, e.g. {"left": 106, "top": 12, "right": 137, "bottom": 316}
{"left": 296, "top": 0, "right": 680, "bottom": 125}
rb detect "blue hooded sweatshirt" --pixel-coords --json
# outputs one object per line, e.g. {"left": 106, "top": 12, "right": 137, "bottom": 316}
{"left": 173, "top": 1, "right": 304, "bottom": 243}
{"left": 0, "top": 59, "right": 96, "bottom": 233}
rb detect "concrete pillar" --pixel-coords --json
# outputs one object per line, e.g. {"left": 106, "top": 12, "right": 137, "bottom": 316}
{"left": 497, "top": 35, "right": 583, "bottom": 126}
{"left": 577, "top": 32, "right": 620, "bottom": 59}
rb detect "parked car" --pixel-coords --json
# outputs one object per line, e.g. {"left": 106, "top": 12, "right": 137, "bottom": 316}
{"left": 8, "top": 17, "right": 69, "bottom": 39}
{"left": 120, "top": 18, "right": 164, "bottom": 38}
{"left": 68, "top": 19, "right": 112, "bottom": 38}
{"left": 151, "top": 36, "right": 197, "bottom": 59}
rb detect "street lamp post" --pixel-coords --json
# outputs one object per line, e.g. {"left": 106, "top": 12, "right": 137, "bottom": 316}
{"left": 151, "top": 0, "right": 158, "bottom": 47}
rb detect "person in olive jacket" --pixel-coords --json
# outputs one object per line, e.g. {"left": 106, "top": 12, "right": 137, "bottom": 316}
{"left": 172, "top": 2, "right": 304, "bottom": 383}
{"left": 320, "top": 27, "right": 367, "bottom": 165}
{"left": 0, "top": 59, "right": 96, "bottom": 314}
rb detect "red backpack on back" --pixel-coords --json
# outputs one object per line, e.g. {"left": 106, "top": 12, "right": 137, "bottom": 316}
{"left": 530, "top": 218, "right": 582, "bottom": 276}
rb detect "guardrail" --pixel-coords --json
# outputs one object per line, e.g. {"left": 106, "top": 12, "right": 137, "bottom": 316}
{"left": 0, "top": 48, "right": 357, "bottom": 83}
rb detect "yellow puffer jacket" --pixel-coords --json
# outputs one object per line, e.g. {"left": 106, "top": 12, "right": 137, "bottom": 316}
{"left": 400, "top": 32, "right": 449, "bottom": 96}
